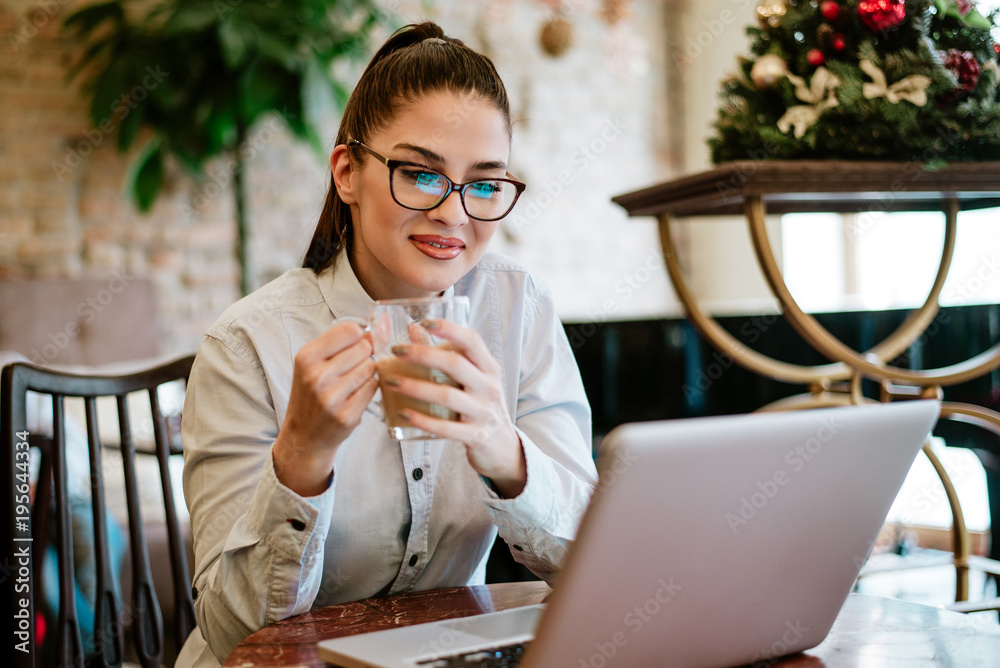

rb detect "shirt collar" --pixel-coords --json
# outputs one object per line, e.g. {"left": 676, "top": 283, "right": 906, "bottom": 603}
{"left": 318, "top": 251, "right": 457, "bottom": 320}
{"left": 319, "top": 253, "right": 374, "bottom": 320}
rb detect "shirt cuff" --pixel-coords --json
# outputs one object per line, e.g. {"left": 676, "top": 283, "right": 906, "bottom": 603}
{"left": 481, "top": 428, "right": 559, "bottom": 537}
{"left": 243, "top": 450, "right": 337, "bottom": 561}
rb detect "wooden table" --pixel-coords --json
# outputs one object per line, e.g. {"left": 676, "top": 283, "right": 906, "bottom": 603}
{"left": 223, "top": 582, "right": 1000, "bottom": 667}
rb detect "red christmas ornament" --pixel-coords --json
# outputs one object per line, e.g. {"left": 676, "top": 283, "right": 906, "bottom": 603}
{"left": 943, "top": 49, "right": 981, "bottom": 92}
{"left": 857, "top": 0, "right": 906, "bottom": 33}
{"left": 807, "top": 49, "right": 826, "bottom": 66}
{"left": 820, "top": 1, "right": 841, "bottom": 22}
{"left": 833, "top": 34, "right": 847, "bottom": 51}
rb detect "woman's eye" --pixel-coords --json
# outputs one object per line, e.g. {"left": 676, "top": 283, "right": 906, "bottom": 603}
{"left": 467, "top": 181, "right": 502, "bottom": 199}
{"left": 398, "top": 167, "right": 447, "bottom": 194}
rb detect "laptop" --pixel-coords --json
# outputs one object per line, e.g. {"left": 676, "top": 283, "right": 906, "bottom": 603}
{"left": 317, "top": 400, "right": 940, "bottom": 668}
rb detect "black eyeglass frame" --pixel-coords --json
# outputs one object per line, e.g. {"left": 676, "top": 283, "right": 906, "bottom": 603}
{"left": 348, "top": 139, "right": 527, "bottom": 222}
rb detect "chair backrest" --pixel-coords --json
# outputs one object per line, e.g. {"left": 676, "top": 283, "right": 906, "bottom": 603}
{"left": 2, "top": 356, "right": 196, "bottom": 668}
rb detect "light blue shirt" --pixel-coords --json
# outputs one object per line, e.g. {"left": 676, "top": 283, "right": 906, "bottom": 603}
{"left": 176, "top": 252, "right": 597, "bottom": 666}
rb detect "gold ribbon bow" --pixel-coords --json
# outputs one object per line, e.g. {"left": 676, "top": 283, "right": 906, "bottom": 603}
{"left": 860, "top": 60, "right": 931, "bottom": 106}
{"left": 777, "top": 67, "right": 840, "bottom": 139}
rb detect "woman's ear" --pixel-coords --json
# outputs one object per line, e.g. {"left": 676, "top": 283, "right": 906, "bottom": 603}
{"left": 331, "top": 144, "right": 357, "bottom": 205}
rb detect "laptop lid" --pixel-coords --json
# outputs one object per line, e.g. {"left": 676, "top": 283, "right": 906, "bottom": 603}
{"left": 317, "top": 400, "right": 939, "bottom": 667}
{"left": 522, "top": 400, "right": 939, "bottom": 667}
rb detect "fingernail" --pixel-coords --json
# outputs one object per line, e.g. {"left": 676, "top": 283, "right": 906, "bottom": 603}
{"left": 384, "top": 376, "right": 401, "bottom": 387}
{"left": 399, "top": 409, "right": 413, "bottom": 422}
{"left": 392, "top": 344, "right": 409, "bottom": 356}
{"left": 420, "top": 319, "right": 441, "bottom": 330}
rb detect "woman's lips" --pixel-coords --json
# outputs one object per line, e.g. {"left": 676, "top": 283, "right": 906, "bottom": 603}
{"left": 410, "top": 235, "right": 465, "bottom": 260}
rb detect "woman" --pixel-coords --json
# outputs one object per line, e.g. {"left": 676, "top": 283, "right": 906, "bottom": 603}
{"left": 177, "top": 22, "right": 597, "bottom": 667}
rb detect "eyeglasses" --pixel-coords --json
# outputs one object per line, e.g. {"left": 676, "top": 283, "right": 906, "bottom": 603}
{"left": 348, "top": 140, "right": 526, "bottom": 221}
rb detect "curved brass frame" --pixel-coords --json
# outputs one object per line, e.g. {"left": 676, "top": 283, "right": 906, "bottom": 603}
{"left": 658, "top": 215, "right": 848, "bottom": 384}
{"left": 921, "top": 439, "right": 972, "bottom": 601}
{"left": 657, "top": 199, "right": 1000, "bottom": 604}
{"left": 942, "top": 401, "right": 1000, "bottom": 437}
{"left": 745, "top": 196, "right": 1000, "bottom": 386}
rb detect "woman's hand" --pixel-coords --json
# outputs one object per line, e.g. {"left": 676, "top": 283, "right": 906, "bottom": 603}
{"left": 273, "top": 321, "right": 378, "bottom": 497}
{"left": 384, "top": 318, "right": 526, "bottom": 498}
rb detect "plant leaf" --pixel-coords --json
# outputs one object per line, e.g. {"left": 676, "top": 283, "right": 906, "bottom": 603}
{"left": 117, "top": 102, "right": 145, "bottom": 152}
{"left": 160, "top": 2, "right": 220, "bottom": 36}
{"left": 218, "top": 16, "right": 250, "bottom": 69}
{"left": 66, "top": 35, "right": 117, "bottom": 82}
{"left": 63, "top": 1, "right": 125, "bottom": 34}
{"left": 205, "top": 102, "right": 238, "bottom": 154}
{"left": 279, "top": 91, "right": 306, "bottom": 139}
{"left": 250, "top": 27, "right": 301, "bottom": 69}
{"left": 239, "top": 60, "right": 297, "bottom": 127}
{"left": 171, "top": 142, "right": 205, "bottom": 177}
{"left": 89, "top": 59, "right": 128, "bottom": 128}
{"left": 129, "top": 139, "right": 165, "bottom": 212}
{"left": 962, "top": 9, "right": 994, "bottom": 30}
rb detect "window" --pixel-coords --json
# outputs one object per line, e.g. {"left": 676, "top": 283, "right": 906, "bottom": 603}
{"left": 782, "top": 207, "right": 1000, "bottom": 313}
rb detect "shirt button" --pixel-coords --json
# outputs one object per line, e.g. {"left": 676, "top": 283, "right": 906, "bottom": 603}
{"left": 408, "top": 554, "right": 419, "bottom": 567}
{"left": 412, "top": 467, "right": 424, "bottom": 481}
{"left": 288, "top": 519, "right": 306, "bottom": 531}
{"left": 191, "top": 586, "right": 198, "bottom": 601}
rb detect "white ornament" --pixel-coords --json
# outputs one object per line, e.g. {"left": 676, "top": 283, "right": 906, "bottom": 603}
{"left": 750, "top": 54, "right": 788, "bottom": 89}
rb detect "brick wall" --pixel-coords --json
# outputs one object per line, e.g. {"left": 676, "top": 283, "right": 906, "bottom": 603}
{"left": 1, "top": 0, "right": 678, "bottom": 358}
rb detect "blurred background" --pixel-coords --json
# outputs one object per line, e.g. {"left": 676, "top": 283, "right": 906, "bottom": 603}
{"left": 2, "top": 0, "right": 999, "bottom": 618}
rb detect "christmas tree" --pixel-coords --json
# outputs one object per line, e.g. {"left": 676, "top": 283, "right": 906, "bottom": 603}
{"left": 709, "top": 0, "right": 1000, "bottom": 163}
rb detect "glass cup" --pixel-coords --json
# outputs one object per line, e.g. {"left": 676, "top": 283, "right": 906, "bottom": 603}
{"left": 370, "top": 296, "right": 470, "bottom": 440}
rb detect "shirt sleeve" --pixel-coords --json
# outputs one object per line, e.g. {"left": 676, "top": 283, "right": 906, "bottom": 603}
{"left": 482, "top": 277, "right": 598, "bottom": 581}
{"left": 181, "top": 335, "right": 337, "bottom": 662}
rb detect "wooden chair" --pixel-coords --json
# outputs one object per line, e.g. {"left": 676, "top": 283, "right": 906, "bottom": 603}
{"left": 2, "top": 356, "right": 196, "bottom": 668}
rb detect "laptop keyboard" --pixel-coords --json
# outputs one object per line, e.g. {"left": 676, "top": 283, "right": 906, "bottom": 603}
{"left": 415, "top": 641, "right": 528, "bottom": 667}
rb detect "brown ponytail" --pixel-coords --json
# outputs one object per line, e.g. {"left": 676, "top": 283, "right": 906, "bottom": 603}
{"left": 302, "top": 22, "right": 512, "bottom": 273}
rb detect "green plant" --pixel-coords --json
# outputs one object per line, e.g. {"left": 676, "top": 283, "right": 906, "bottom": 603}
{"left": 64, "top": 0, "right": 388, "bottom": 295}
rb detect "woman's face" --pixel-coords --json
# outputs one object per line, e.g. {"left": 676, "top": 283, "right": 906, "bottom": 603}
{"left": 334, "top": 90, "right": 512, "bottom": 301}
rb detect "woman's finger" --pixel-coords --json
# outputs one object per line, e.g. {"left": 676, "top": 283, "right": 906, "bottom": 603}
{"left": 297, "top": 321, "right": 370, "bottom": 367}
{"left": 398, "top": 403, "right": 522, "bottom": 485}
{"left": 333, "top": 371, "right": 379, "bottom": 419}
{"left": 320, "top": 338, "right": 375, "bottom": 382}
{"left": 418, "top": 318, "right": 499, "bottom": 375}
{"left": 407, "top": 320, "right": 434, "bottom": 345}
{"left": 384, "top": 373, "right": 481, "bottom": 421}
{"left": 321, "top": 355, "right": 378, "bottom": 410}
{"left": 391, "top": 342, "right": 486, "bottom": 396}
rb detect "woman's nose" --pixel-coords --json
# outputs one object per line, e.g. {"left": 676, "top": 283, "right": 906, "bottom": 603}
{"left": 430, "top": 189, "right": 470, "bottom": 228}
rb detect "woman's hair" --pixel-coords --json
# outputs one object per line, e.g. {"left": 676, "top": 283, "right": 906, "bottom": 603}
{"left": 302, "top": 22, "right": 512, "bottom": 273}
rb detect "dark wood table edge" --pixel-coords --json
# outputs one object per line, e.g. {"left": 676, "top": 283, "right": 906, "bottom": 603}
{"left": 611, "top": 160, "right": 1000, "bottom": 217}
